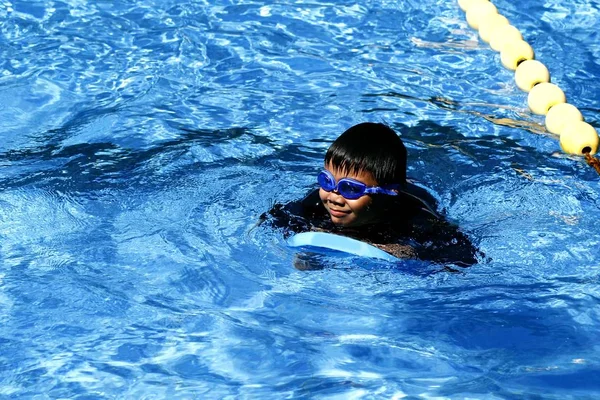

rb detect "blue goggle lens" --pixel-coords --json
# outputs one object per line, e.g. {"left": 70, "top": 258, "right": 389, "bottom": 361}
{"left": 317, "top": 171, "right": 335, "bottom": 191}
{"left": 337, "top": 180, "right": 366, "bottom": 199}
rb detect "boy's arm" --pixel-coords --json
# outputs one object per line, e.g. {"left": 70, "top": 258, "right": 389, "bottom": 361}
{"left": 412, "top": 217, "right": 482, "bottom": 267}
{"left": 372, "top": 243, "right": 418, "bottom": 259}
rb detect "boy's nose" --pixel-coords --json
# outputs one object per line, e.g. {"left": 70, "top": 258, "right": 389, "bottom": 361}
{"left": 326, "top": 190, "right": 345, "bottom": 204}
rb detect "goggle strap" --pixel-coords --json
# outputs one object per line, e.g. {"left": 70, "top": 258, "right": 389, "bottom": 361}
{"left": 364, "top": 186, "right": 399, "bottom": 196}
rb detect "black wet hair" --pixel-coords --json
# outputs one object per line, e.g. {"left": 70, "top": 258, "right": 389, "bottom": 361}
{"left": 324, "top": 122, "right": 407, "bottom": 185}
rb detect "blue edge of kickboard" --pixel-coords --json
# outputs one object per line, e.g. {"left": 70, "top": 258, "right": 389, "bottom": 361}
{"left": 287, "top": 231, "right": 400, "bottom": 262}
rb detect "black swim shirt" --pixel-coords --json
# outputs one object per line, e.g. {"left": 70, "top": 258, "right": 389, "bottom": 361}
{"left": 261, "top": 182, "right": 481, "bottom": 266}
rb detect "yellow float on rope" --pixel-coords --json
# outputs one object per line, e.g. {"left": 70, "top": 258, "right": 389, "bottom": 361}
{"left": 466, "top": 2, "right": 498, "bottom": 30}
{"left": 500, "top": 40, "right": 534, "bottom": 70}
{"left": 527, "top": 82, "right": 566, "bottom": 115}
{"left": 545, "top": 103, "right": 583, "bottom": 135}
{"left": 479, "top": 14, "right": 509, "bottom": 43}
{"left": 560, "top": 121, "right": 599, "bottom": 155}
{"left": 515, "top": 60, "right": 550, "bottom": 92}
{"left": 489, "top": 25, "right": 523, "bottom": 52}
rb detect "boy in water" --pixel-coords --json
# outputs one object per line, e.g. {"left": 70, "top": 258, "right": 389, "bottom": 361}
{"left": 261, "top": 122, "right": 480, "bottom": 266}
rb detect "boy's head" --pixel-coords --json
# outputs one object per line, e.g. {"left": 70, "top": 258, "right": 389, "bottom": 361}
{"left": 324, "top": 122, "right": 407, "bottom": 186}
{"left": 319, "top": 123, "right": 408, "bottom": 227}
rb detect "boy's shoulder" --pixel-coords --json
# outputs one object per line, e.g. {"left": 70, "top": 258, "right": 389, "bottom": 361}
{"left": 259, "top": 189, "right": 327, "bottom": 235}
{"left": 395, "top": 180, "right": 440, "bottom": 220}
{"left": 299, "top": 188, "right": 324, "bottom": 213}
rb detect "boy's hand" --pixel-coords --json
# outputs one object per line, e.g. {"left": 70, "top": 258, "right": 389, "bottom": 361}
{"left": 293, "top": 252, "right": 325, "bottom": 271}
{"left": 372, "top": 243, "right": 417, "bottom": 259}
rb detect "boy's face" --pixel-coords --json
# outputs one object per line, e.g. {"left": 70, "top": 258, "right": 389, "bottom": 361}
{"left": 319, "top": 164, "right": 383, "bottom": 227}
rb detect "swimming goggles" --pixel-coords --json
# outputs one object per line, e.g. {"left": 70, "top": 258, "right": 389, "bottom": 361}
{"left": 317, "top": 170, "right": 399, "bottom": 200}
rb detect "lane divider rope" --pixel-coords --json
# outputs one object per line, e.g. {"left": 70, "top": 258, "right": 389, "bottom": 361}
{"left": 458, "top": 0, "right": 600, "bottom": 174}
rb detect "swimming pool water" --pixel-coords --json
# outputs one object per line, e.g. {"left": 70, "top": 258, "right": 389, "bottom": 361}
{"left": 1, "top": 0, "right": 600, "bottom": 398}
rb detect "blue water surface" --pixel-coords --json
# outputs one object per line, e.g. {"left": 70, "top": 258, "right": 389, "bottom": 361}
{"left": 1, "top": 0, "right": 600, "bottom": 398}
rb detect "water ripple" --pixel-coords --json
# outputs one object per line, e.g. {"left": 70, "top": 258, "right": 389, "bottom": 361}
{"left": 1, "top": 0, "right": 600, "bottom": 398}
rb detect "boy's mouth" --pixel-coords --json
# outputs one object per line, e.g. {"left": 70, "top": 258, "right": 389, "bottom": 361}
{"left": 328, "top": 208, "right": 349, "bottom": 218}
